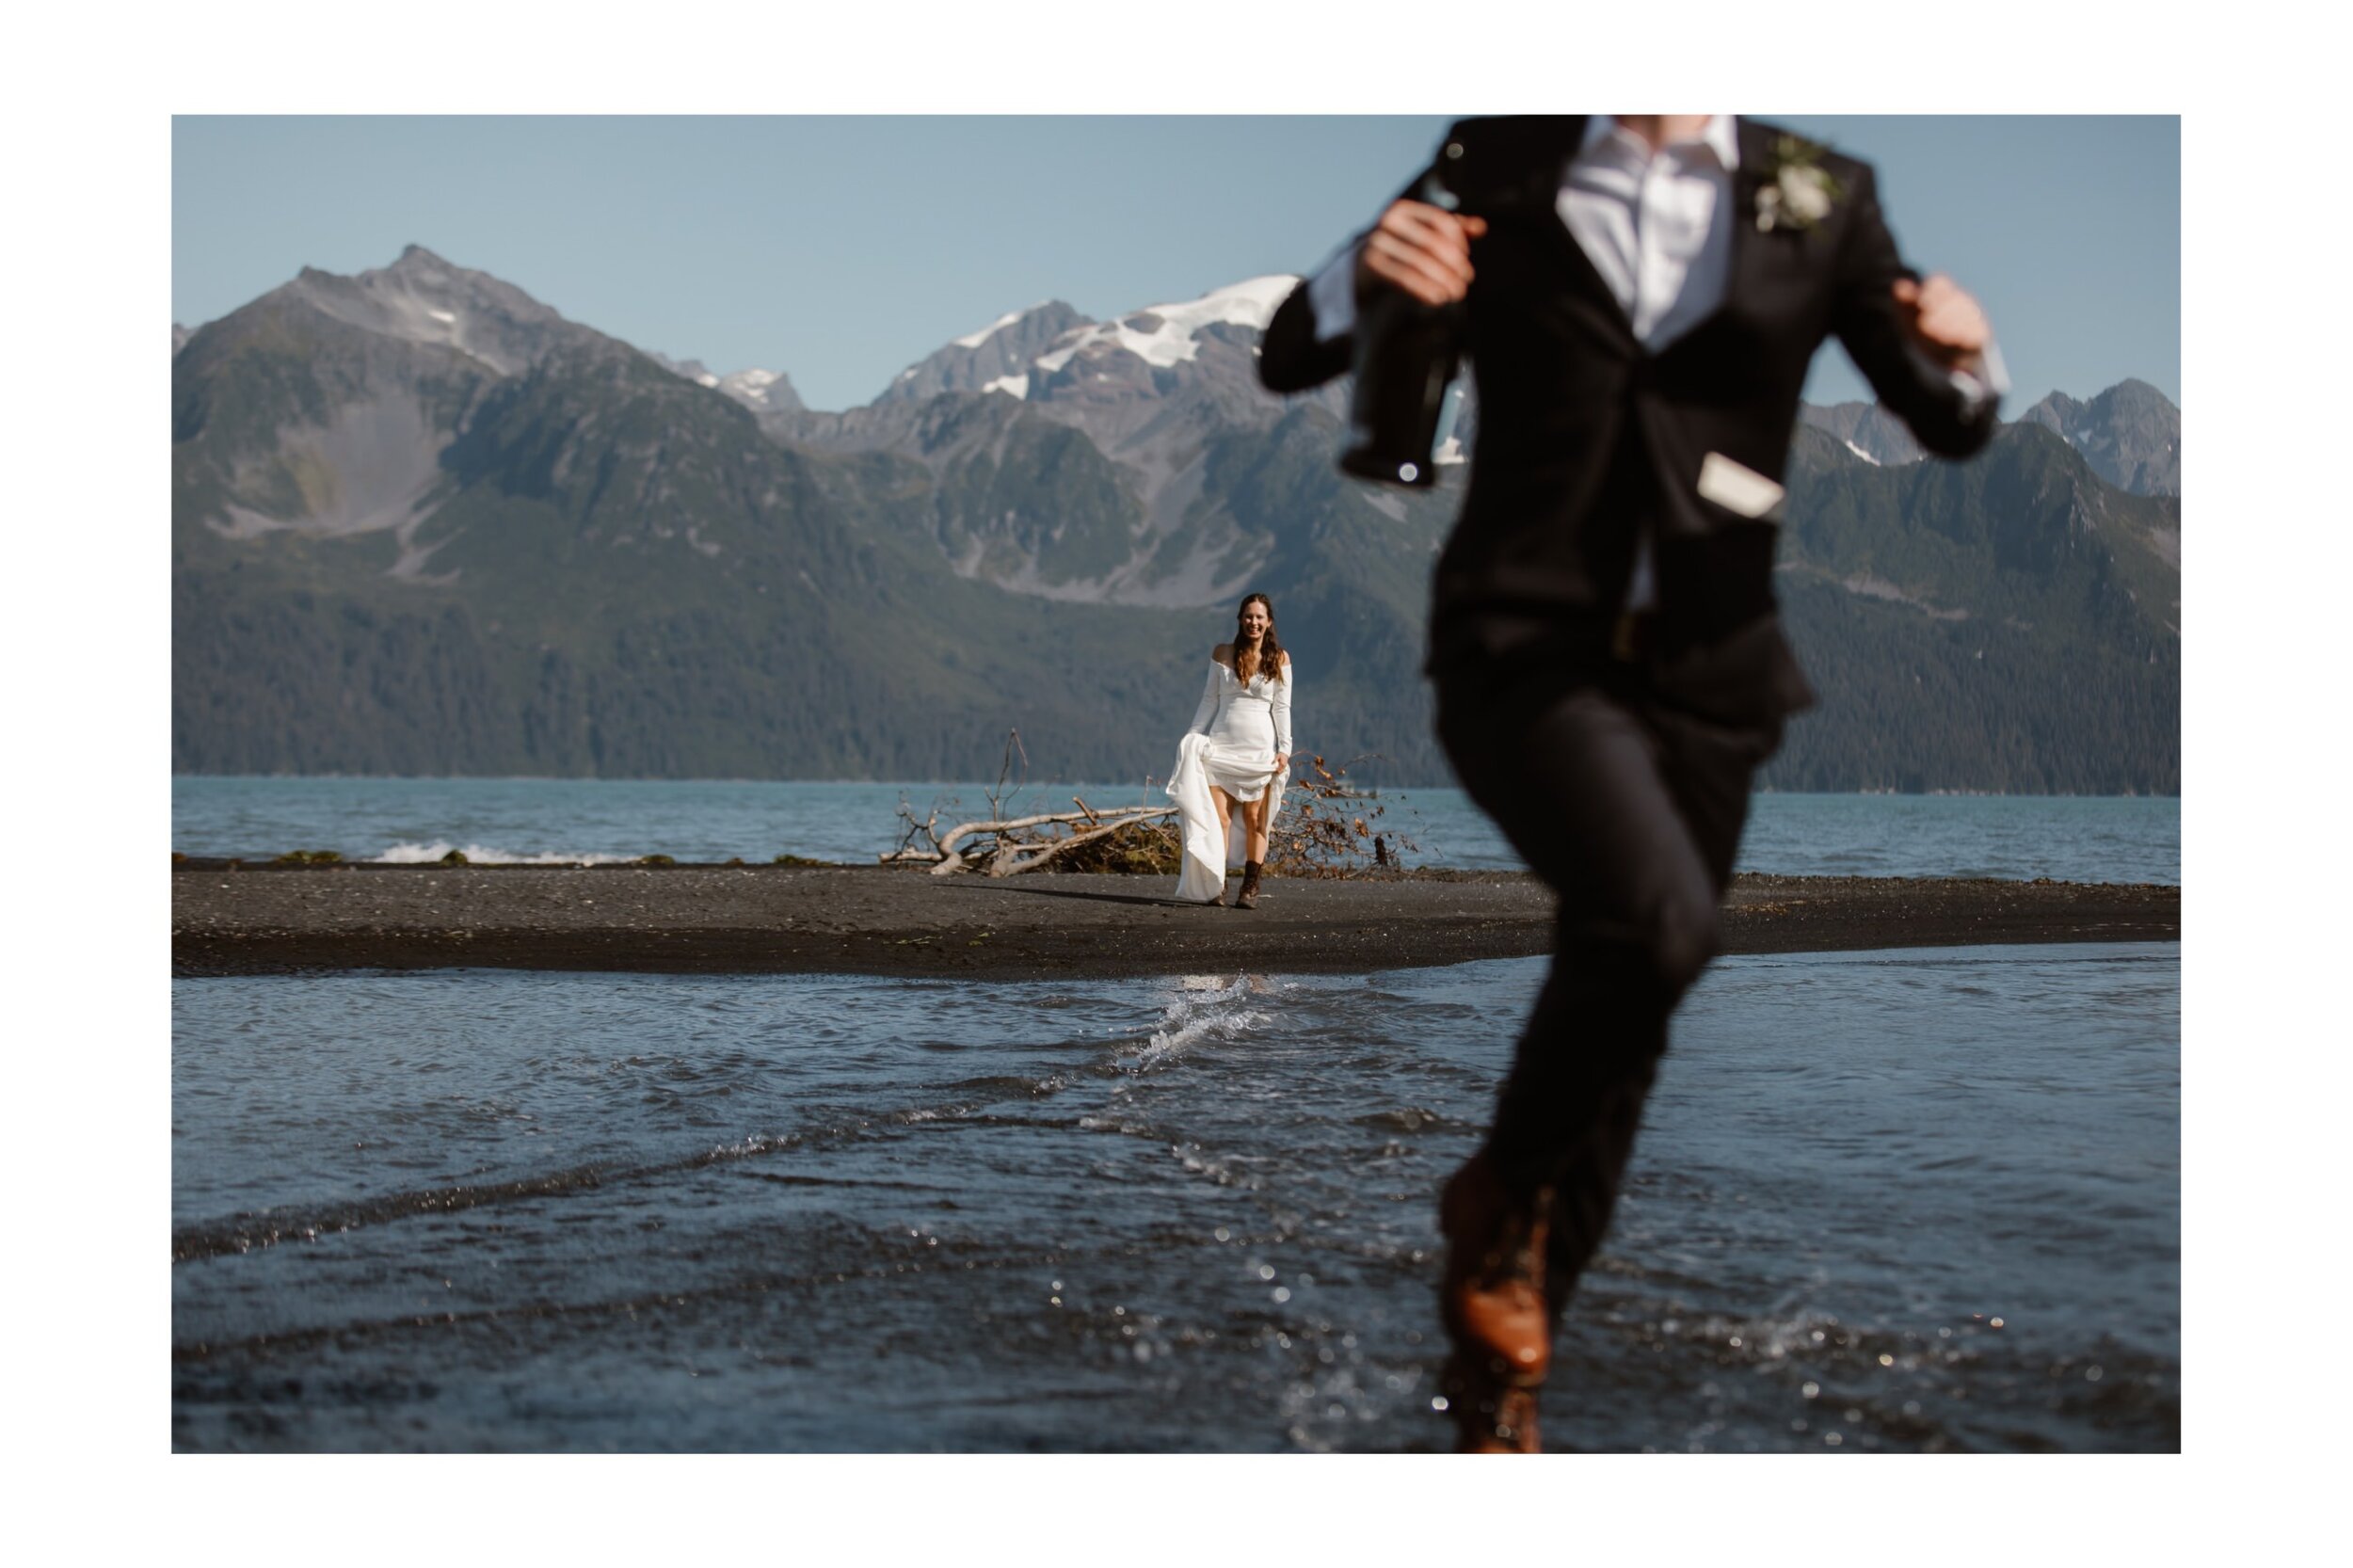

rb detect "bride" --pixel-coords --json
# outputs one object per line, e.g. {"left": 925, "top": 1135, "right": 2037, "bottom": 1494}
{"left": 1167, "top": 593, "right": 1293, "bottom": 908}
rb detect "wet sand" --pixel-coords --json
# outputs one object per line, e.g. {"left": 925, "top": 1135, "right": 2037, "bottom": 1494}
{"left": 172, "top": 863, "right": 2180, "bottom": 979}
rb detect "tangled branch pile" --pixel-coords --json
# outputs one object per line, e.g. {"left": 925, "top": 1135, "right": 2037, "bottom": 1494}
{"left": 1267, "top": 753, "right": 1417, "bottom": 879}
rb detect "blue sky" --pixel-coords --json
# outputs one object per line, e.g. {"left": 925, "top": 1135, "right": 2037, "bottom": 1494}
{"left": 173, "top": 116, "right": 2177, "bottom": 414}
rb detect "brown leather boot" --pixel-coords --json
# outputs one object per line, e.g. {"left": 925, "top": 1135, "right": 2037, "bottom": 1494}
{"left": 1437, "top": 1152, "right": 1554, "bottom": 1452}
{"left": 1234, "top": 860, "right": 1263, "bottom": 909}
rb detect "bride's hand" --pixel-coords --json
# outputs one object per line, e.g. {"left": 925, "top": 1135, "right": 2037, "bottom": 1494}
{"left": 1273, "top": 753, "right": 1289, "bottom": 774}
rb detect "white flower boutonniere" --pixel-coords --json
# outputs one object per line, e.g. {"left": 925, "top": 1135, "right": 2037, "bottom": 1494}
{"left": 1753, "top": 135, "right": 1846, "bottom": 233}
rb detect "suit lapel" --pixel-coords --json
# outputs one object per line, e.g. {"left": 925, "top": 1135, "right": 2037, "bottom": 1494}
{"left": 1725, "top": 117, "right": 1776, "bottom": 310}
{"left": 1529, "top": 115, "right": 1642, "bottom": 344}
{"left": 1647, "top": 118, "right": 1774, "bottom": 366}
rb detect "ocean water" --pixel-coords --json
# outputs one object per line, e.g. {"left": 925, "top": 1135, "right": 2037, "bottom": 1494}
{"left": 171, "top": 776, "right": 2181, "bottom": 884}
{"left": 172, "top": 942, "right": 2178, "bottom": 1452}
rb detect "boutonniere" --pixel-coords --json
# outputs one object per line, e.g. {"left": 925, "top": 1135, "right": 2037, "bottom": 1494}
{"left": 1753, "top": 135, "right": 1846, "bottom": 233}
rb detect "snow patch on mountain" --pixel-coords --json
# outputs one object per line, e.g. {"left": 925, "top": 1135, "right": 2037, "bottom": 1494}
{"left": 1844, "top": 439, "right": 1880, "bottom": 465}
{"left": 717, "top": 367, "right": 795, "bottom": 410}
{"left": 1032, "top": 275, "right": 1298, "bottom": 374}
{"left": 984, "top": 373, "right": 1029, "bottom": 399}
{"left": 955, "top": 306, "right": 1039, "bottom": 349}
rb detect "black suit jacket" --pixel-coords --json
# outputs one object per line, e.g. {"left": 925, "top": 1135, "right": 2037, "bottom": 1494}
{"left": 1259, "top": 115, "right": 1998, "bottom": 724}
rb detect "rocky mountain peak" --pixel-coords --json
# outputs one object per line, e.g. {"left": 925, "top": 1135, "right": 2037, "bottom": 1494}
{"left": 279, "top": 246, "right": 584, "bottom": 376}
{"left": 952, "top": 276, "right": 1313, "bottom": 455}
{"left": 878, "top": 299, "right": 1092, "bottom": 404}
{"left": 712, "top": 366, "right": 803, "bottom": 413}
{"left": 1029, "top": 275, "right": 1297, "bottom": 380}
{"left": 1800, "top": 401, "right": 1928, "bottom": 467}
{"left": 647, "top": 350, "right": 808, "bottom": 414}
{"left": 2021, "top": 379, "right": 2180, "bottom": 497}
{"left": 387, "top": 242, "right": 452, "bottom": 272}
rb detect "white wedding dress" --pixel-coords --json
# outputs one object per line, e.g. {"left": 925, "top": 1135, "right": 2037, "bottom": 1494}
{"left": 1166, "top": 655, "right": 1293, "bottom": 903}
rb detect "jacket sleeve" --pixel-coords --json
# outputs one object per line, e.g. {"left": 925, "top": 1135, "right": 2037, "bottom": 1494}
{"left": 1257, "top": 272, "right": 1358, "bottom": 393}
{"left": 1829, "top": 162, "right": 2002, "bottom": 460}
{"left": 1186, "top": 664, "right": 1220, "bottom": 736}
{"left": 1272, "top": 661, "right": 1294, "bottom": 759}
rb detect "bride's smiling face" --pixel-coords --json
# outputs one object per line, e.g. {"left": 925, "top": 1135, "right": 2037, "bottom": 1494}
{"left": 1238, "top": 601, "right": 1271, "bottom": 642}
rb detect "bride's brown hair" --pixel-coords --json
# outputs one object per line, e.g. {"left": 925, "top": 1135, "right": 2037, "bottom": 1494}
{"left": 1231, "top": 592, "right": 1287, "bottom": 687}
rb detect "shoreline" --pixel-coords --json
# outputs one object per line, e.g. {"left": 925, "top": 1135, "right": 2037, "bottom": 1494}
{"left": 172, "top": 865, "right": 2180, "bottom": 980}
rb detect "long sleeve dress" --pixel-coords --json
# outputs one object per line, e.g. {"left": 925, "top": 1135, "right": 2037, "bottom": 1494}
{"left": 1165, "top": 655, "right": 1294, "bottom": 903}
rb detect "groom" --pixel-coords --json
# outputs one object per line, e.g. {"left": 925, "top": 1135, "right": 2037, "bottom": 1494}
{"left": 1257, "top": 116, "right": 2003, "bottom": 1451}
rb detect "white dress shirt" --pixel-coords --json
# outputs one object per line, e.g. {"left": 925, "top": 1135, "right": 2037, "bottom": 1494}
{"left": 1558, "top": 115, "right": 1740, "bottom": 348}
{"left": 1305, "top": 118, "right": 2008, "bottom": 611}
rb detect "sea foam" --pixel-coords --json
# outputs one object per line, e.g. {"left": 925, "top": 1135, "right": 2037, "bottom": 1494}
{"left": 371, "top": 840, "right": 640, "bottom": 866}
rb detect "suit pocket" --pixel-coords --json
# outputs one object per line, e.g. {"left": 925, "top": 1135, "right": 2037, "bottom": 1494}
{"left": 1695, "top": 452, "right": 1786, "bottom": 520}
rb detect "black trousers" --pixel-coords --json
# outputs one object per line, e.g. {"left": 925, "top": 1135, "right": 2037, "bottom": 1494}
{"left": 1434, "top": 633, "right": 1782, "bottom": 1311}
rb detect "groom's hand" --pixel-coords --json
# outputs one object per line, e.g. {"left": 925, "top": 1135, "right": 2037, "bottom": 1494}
{"left": 1357, "top": 200, "right": 1488, "bottom": 307}
{"left": 1891, "top": 274, "right": 1991, "bottom": 373}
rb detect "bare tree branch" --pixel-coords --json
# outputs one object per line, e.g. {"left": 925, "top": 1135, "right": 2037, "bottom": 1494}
{"left": 984, "top": 728, "right": 1029, "bottom": 823}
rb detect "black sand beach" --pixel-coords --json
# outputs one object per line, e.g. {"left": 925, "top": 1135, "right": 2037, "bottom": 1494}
{"left": 172, "top": 863, "right": 2180, "bottom": 978}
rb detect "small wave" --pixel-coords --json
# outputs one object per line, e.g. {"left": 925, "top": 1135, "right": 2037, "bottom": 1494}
{"left": 175, "top": 1125, "right": 836, "bottom": 1261}
{"left": 1355, "top": 1107, "right": 1450, "bottom": 1133}
{"left": 891, "top": 1105, "right": 970, "bottom": 1125}
{"left": 171, "top": 1161, "right": 620, "bottom": 1260}
{"left": 371, "top": 840, "right": 641, "bottom": 866}
{"left": 1118, "top": 977, "right": 1268, "bottom": 1073}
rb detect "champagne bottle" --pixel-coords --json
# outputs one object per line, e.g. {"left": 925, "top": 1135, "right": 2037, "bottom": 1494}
{"left": 1338, "top": 146, "right": 1468, "bottom": 489}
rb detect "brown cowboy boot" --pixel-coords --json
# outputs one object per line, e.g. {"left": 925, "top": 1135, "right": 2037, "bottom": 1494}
{"left": 1436, "top": 1151, "right": 1555, "bottom": 1453}
{"left": 1233, "top": 860, "right": 1264, "bottom": 909}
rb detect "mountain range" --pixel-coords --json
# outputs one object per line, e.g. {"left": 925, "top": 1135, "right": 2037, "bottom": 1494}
{"left": 171, "top": 247, "right": 2180, "bottom": 792}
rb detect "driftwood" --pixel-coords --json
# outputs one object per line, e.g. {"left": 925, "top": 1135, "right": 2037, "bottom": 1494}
{"left": 888, "top": 803, "right": 1179, "bottom": 876}
{"left": 882, "top": 729, "right": 1180, "bottom": 875}
{"left": 883, "top": 729, "right": 1417, "bottom": 879}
